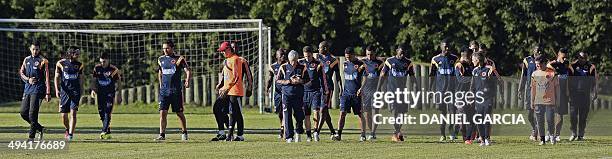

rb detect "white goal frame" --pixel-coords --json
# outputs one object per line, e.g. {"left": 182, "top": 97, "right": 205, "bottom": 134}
{"left": 0, "top": 19, "right": 271, "bottom": 113}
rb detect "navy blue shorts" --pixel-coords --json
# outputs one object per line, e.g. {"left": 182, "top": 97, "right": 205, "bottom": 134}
{"left": 303, "top": 91, "right": 321, "bottom": 115}
{"left": 59, "top": 92, "right": 80, "bottom": 113}
{"left": 159, "top": 92, "right": 184, "bottom": 112}
{"left": 340, "top": 95, "right": 361, "bottom": 115}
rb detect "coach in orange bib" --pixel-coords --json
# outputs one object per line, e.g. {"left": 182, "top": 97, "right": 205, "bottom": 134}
{"left": 218, "top": 41, "right": 246, "bottom": 141}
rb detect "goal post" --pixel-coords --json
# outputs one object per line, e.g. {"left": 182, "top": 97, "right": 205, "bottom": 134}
{"left": 0, "top": 19, "right": 271, "bottom": 113}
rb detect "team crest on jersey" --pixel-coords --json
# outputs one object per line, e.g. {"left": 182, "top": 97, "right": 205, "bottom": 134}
{"left": 171, "top": 59, "right": 176, "bottom": 64}
{"left": 481, "top": 72, "right": 487, "bottom": 76}
{"left": 373, "top": 64, "right": 378, "bottom": 68}
{"left": 310, "top": 63, "right": 316, "bottom": 68}
{"left": 34, "top": 61, "right": 40, "bottom": 66}
{"left": 354, "top": 65, "right": 359, "bottom": 69}
{"left": 326, "top": 61, "right": 331, "bottom": 65}
{"left": 104, "top": 71, "right": 111, "bottom": 77}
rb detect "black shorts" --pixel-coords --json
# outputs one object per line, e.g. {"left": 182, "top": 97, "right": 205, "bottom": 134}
{"left": 159, "top": 92, "right": 184, "bottom": 112}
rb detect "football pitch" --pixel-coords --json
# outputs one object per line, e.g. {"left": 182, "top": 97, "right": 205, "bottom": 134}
{"left": 0, "top": 101, "right": 611, "bottom": 158}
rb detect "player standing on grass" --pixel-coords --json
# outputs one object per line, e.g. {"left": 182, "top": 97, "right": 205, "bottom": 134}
{"left": 429, "top": 40, "right": 458, "bottom": 142}
{"left": 211, "top": 42, "right": 254, "bottom": 141}
{"left": 90, "top": 53, "right": 122, "bottom": 140}
{"left": 454, "top": 47, "right": 474, "bottom": 144}
{"left": 377, "top": 45, "right": 415, "bottom": 142}
{"left": 359, "top": 45, "right": 383, "bottom": 141}
{"left": 469, "top": 52, "right": 495, "bottom": 146}
{"left": 299, "top": 46, "right": 327, "bottom": 142}
{"left": 475, "top": 44, "right": 502, "bottom": 142}
{"left": 530, "top": 56, "right": 559, "bottom": 145}
{"left": 216, "top": 41, "right": 247, "bottom": 141}
{"left": 333, "top": 47, "right": 366, "bottom": 141}
{"left": 265, "top": 48, "right": 287, "bottom": 139}
{"left": 314, "top": 41, "right": 339, "bottom": 141}
{"left": 155, "top": 40, "right": 191, "bottom": 141}
{"left": 518, "top": 44, "right": 543, "bottom": 141}
{"left": 55, "top": 46, "right": 83, "bottom": 141}
{"left": 276, "top": 50, "right": 309, "bottom": 143}
{"left": 568, "top": 51, "right": 597, "bottom": 141}
{"left": 547, "top": 48, "right": 570, "bottom": 142}
{"left": 19, "top": 41, "right": 51, "bottom": 141}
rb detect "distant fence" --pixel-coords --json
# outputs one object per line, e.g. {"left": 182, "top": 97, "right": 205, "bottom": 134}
{"left": 80, "top": 57, "right": 612, "bottom": 111}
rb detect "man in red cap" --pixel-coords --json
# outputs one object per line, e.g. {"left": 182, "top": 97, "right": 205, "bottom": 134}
{"left": 211, "top": 41, "right": 253, "bottom": 141}
{"left": 215, "top": 41, "right": 247, "bottom": 141}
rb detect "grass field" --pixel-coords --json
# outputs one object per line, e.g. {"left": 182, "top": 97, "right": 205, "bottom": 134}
{"left": 0, "top": 101, "right": 611, "bottom": 158}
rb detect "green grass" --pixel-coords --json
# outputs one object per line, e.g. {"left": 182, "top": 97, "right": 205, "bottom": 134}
{"left": 0, "top": 134, "right": 610, "bottom": 158}
{"left": 0, "top": 101, "right": 611, "bottom": 158}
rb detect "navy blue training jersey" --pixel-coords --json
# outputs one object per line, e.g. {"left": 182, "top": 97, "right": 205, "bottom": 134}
{"left": 521, "top": 56, "right": 537, "bottom": 88}
{"left": 362, "top": 58, "right": 383, "bottom": 79}
{"left": 569, "top": 61, "right": 596, "bottom": 93}
{"left": 270, "top": 62, "right": 283, "bottom": 94}
{"left": 22, "top": 55, "right": 49, "bottom": 95}
{"left": 381, "top": 56, "right": 414, "bottom": 91}
{"left": 455, "top": 60, "right": 473, "bottom": 91}
{"left": 430, "top": 53, "right": 458, "bottom": 91}
{"left": 158, "top": 55, "right": 188, "bottom": 96}
{"left": 316, "top": 53, "right": 339, "bottom": 91}
{"left": 299, "top": 58, "right": 325, "bottom": 92}
{"left": 277, "top": 63, "right": 309, "bottom": 96}
{"left": 381, "top": 56, "right": 414, "bottom": 78}
{"left": 56, "top": 59, "right": 83, "bottom": 95}
{"left": 361, "top": 58, "right": 383, "bottom": 92}
{"left": 522, "top": 56, "right": 537, "bottom": 77}
{"left": 472, "top": 66, "right": 496, "bottom": 98}
{"left": 93, "top": 64, "right": 120, "bottom": 93}
{"left": 548, "top": 60, "right": 570, "bottom": 80}
{"left": 342, "top": 59, "right": 364, "bottom": 95}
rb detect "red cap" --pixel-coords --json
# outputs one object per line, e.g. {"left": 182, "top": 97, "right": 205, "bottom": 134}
{"left": 217, "top": 41, "right": 230, "bottom": 52}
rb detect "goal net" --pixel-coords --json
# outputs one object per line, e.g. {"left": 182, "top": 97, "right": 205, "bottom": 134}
{"left": 0, "top": 19, "right": 271, "bottom": 113}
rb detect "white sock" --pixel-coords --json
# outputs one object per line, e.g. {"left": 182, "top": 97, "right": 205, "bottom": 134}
{"left": 218, "top": 131, "right": 225, "bottom": 135}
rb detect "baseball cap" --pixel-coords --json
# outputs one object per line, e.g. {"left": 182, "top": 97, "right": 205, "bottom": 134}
{"left": 217, "top": 41, "right": 230, "bottom": 52}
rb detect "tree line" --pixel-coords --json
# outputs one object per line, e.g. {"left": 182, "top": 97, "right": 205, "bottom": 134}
{"left": 0, "top": 0, "right": 610, "bottom": 75}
